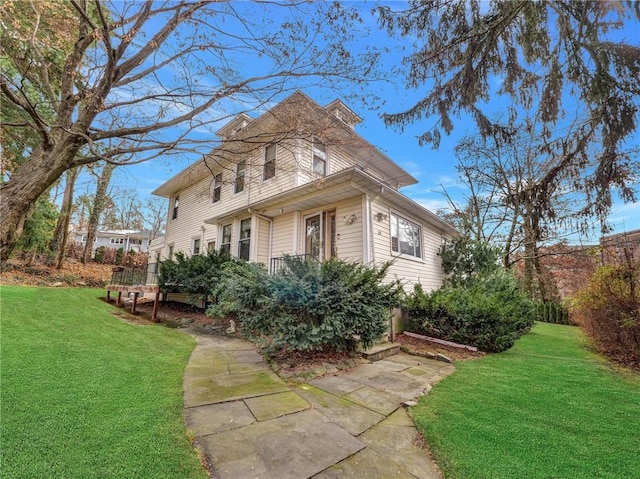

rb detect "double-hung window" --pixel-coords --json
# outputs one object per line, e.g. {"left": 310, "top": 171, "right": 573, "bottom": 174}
{"left": 263, "top": 144, "right": 276, "bottom": 180}
{"left": 235, "top": 160, "right": 246, "bottom": 193}
{"left": 192, "top": 238, "right": 201, "bottom": 255}
{"left": 172, "top": 195, "right": 179, "bottom": 219}
{"left": 238, "top": 218, "right": 251, "bottom": 261}
{"left": 312, "top": 138, "right": 327, "bottom": 177}
{"left": 390, "top": 213, "right": 422, "bottom": 259}
{"left": 212, "top": 173, "right": 222, "bottom": 203}
{"left": 220, "top": 224, "right": 232, "bottom": 255}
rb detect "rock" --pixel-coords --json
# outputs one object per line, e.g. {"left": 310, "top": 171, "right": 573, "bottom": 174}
{"left": 51, "top": 282, "right": 63, "bottom": 287}
{"left": 436, "top": 353, "right": 453, "bottom": 363}
{"left": 203, "top": 325, "right": 214, "bottom": 333}
{"left": 403, "top": 400, "right": 418, "bottom": 407}
{"left": 75, "top": 281, "right": 87, "bottom": 286}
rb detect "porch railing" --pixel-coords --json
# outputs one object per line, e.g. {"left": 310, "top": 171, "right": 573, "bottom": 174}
{"left": 269, "top": 254, "right": 318, "bottom": 274}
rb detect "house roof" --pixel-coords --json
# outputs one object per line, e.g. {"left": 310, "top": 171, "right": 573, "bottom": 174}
{"left": 203, "top": 166, "right": 457, "bottom": 237}
{"left": 74, "top": 229, "right": 151, "bottom": 238}
{"left": 152, "top": 91, "right": 417, "bottom": 198}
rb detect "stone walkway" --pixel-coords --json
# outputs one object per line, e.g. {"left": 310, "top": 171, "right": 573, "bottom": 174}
{"left": 183, "top": 332, "right": 455, "bottom": 479}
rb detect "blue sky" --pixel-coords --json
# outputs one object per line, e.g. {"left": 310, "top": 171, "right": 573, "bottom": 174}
{"left": 98, "top": 1, "right": 639, "bottom": 243}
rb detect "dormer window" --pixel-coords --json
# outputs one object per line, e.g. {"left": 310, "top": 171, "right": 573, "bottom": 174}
{"left": 263, "top": 144, "right": 276, "bottom": 180}
{"left": 312, "top": 138, "right": 327, "bottom": 177}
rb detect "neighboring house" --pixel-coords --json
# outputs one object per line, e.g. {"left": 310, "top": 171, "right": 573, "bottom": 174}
{"left": 600, "top": 228, "right": 640, "bottom": 265}
{"left": 151, "top": 92, "right": 457, "bottom": 292}
{"left": 73, "top": 229, "right": 152, "bottom": 256}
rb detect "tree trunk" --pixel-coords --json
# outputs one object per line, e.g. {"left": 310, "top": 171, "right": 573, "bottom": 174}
{"left": 0, "top": 135, "right": 82, "bottom": 263}
{"left": 54, "top": 168, "right": 80, "bottom": 269}
{"left": 51, "top": 168, "right": 79, "bottom": 255}
{"left": 83, "top": 163, "right": 115, "bottom": 264}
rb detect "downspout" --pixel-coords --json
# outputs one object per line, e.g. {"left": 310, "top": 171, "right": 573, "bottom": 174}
{"left": 368, "top": 186, "right": 384, "bottom": 265}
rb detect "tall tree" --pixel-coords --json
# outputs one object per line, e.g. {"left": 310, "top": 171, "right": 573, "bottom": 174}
{"left": 0, "top": 0, "right": 380, "bottom": 261}
{"left": 379, "top": 1, "right": 640, "bottom": 230}
{"left": 82, "top": 162, "right": 115, "bottom": 264}
{"left": 50, "top": 167, "right": 80, "bottom": 269}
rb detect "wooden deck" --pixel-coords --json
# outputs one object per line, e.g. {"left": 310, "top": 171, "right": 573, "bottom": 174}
{"left": 106, "top": 284, "right": 161, "bottom": 321}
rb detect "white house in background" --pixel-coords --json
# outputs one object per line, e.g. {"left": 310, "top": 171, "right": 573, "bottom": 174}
{"left": 151, "top": 91, "right": 456, "bottom": 292}
{"left": 73, "top": 229, "right": 152, "bottom": 256}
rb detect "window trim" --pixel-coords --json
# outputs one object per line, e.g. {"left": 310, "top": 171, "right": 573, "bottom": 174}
{"left": 212, "top": 173, "right": 222, "bottom": 203}
{"left": 312, "top": 138, "right": 327, "bottom": 177}
{"left": 220, "top": 224, "right": 232, "bottom": 255}
{"left": 390, "top": 212, "right": 423, "bottom": 260}
{"left": 192, "top": 238, "right": 201, "bottom": 255}
{"left": 238, "top": 217, "right": 251, "bottom": 261}
{"left": 234, "top": 160, "right": 246, "bottom": 194}
{"left": 110, "top": 237, "right": 125, "bottom": 245}
{"left": 263, "top": 144, "right": 276, "bottom": 181}
{"left": 172, "top": 195, "right": 179, "bottom": 220}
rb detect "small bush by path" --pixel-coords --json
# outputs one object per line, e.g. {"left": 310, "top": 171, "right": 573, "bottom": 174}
{"left": 412, "top": 322, "right": 640, "bottom": 479}
{"left": 0, "top": 286, "right": 207, "bottom": 479}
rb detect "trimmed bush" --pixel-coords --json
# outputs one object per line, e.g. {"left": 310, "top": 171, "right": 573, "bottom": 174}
{"left": 209, "top": 256, "right": 401, "bottom": 354}
{"left": 534, "top": 300, "right": 571, "bottom": 325}
{"left": 404, "top": 270, "right": 535, "bottom": 352}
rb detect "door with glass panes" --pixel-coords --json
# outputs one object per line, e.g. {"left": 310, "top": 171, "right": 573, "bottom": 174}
{"left": 304, "top": 211, "right": 336, "bottom": 261}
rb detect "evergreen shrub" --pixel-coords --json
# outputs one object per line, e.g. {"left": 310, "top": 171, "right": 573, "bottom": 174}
{"left": 158, "top": 249, "right": 233, "bottom": 305}
{"left": 404, "top": 270, "right": 535, "bottom": 352}
{"left": 209, "top": 256, "right": 401, "bottom": 354}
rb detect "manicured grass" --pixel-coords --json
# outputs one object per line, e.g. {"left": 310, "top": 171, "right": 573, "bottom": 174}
{"left": 0, "top": 286, "right": 207, "bottom": 479}
{"left": 412, "top": 322, "right": 640, "bottom": 479}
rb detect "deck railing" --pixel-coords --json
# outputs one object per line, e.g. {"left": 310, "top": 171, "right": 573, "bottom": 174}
{"left": 110, "top": 263, "right": 159, "bottom": 286}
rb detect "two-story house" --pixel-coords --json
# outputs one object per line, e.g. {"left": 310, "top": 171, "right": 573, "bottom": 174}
{"left": 151, "top": 91, "right": 456, "bottom": 292}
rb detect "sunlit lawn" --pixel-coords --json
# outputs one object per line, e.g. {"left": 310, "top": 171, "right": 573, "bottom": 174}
{"left": 413, "top": 322, "right": 640, "bottom": 479}
{"left": 0, "top": 286, "right": 207, "bottom": 479}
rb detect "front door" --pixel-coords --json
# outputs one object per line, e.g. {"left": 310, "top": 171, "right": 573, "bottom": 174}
{"left": 305, "top": 211, "right": 336, "bottom": 261}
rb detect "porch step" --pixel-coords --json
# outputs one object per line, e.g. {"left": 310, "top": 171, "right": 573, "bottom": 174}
{"left": 361, "top": 343, "right": 401, "bottom": 362}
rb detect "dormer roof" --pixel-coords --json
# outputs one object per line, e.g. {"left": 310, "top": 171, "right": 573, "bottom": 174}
{"left": 215, "top": 113, "right": 253, "bottom": 139}
{"left": 323, "top": 99, "right": 362, "bottom": 129}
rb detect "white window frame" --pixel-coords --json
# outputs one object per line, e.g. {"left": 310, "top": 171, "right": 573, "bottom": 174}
{"left": 235, "top": 160, "right": 246, "bottom": 194}
{"left": 312, "top": 138, "right": 327, "bottom": 177}
{"left": 390, "top": 212, "right": 423, "bottom": 259}
{"left": 220, "top": 224, "right": 232, "bottom": 255}
{"left": 238, "top": 218, "right": 252, "bottom": 261}
{"left": 172, "top": 195, "right": 179, "bottom": 220}
{"left": 263, "top": 144, "right": 276, "bottom": 181}
{"left": 211, "top": 173, "right": 222, "bottom": 203}
{"left": 192, "top": 238, "right": 201, "bottom": 255}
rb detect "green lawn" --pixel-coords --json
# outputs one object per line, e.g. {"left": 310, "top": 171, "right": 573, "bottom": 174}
{"left": 0, "top": 286, "right": 207, "bottom": 479}
{"left": 412, "top": 322, "right": 640, "bottom": 479}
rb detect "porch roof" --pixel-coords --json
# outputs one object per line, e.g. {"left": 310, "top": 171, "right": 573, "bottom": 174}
{"left": 203, "top": 167, "right": 457, "bottom": 236}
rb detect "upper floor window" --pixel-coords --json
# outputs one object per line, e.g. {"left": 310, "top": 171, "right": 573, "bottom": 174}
{"left": 192, "top": 238, "right": 201, "bottom": 255}
{"left": 235, "top": 160, "right": 246, "bottom": 194}
{"left": 172, "top": 195, "right": 179, "bottom": 219}
{"left": 312, "top": 138, "right": 327, "bottom": 177}
{"left": 212, "top": 173, "right": 222, "bottom": 203}
{"left": 220, "top": 224, "right": 232, "bottom": 255}
{"left": 390, "top": 213, "right": 422, "bottom": 259}
{"left": 263, "top": 144, "right": 276, "bottom": 180}
{"left": 110, "top": 237, "right": 125, "bottom": 245}
{"left": 238, "top": 218, "right": 251, "bottom": 261}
